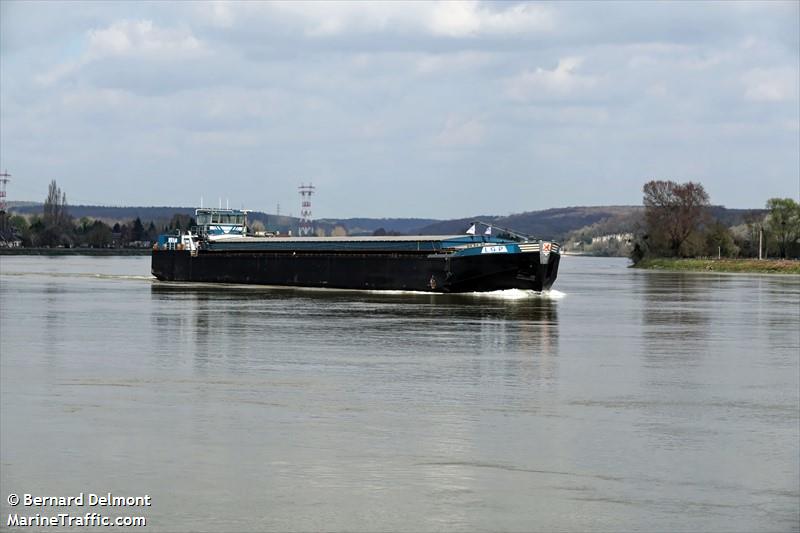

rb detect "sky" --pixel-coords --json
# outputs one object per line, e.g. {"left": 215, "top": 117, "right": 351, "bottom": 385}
{"left": 1, "top": 1, "right": 798, "bottom": 219}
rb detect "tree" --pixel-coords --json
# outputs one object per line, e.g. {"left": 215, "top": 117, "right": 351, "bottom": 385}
{"left": 642, "top": 180, "right": 710, "bottom": 257}
{"left": 9, "top": 215, "right": 28, "bottom": 234}
{"left": 27, "top": 216, "right": 44, "bottom": 246}
{"left": 41, "top": 180, "right": 73, "bottom": 246}
{"left": 43, "top": 180, "right": 69, "bottom": 228}
{"left": 705, "top": 221, "right": 738, "bottom": 257}
{"left": 131, "top": 217, "right": 145, "bottom": 241}
{"left": 168, "top": 214, "right": 195, "bottom": 232}
{"left": 118, "top": 223, "right": 131, "bottom": 245}
{"left": 736, "top": 210, "right": 768, "bottom": 258}
{"left": 86, "top": 220, "right": 112, "bottom": 248}
{"left": 765, "top": 198, "right": 800, "bottom": 259}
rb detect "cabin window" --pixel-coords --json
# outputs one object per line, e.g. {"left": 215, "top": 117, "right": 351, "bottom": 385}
{"left": 195, "top": 211, "right": 244, "bottom": 226}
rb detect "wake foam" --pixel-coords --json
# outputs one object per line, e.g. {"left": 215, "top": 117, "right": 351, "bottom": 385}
{"left": 1, "top": 271, "right": 155, "bottom": 282}
{"left": 468, "top": 288, "right": 566, "bottom": 300}
{"left": 366, "top": 288, "right": 566, "bottom": 299}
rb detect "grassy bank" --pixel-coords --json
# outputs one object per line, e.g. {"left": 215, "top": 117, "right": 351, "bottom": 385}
{"left": 0, "top": 247, "right": 151, "bottom": 256}
{"left": 633, "top": 257, "right": 800, "bottom": 274}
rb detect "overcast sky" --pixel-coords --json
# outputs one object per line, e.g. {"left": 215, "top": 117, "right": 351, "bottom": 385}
{"left": 1, "top": 1, "right": 798, "bottom": 218}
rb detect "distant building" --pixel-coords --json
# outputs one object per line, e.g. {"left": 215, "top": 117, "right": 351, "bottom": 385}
{"left": 0, "top": 226, "right": 22, "bottom": 247}
{"left": 594, "top": 233, "right": 633, "bottom": 243}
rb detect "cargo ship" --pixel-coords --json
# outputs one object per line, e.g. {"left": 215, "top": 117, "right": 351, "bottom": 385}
{"left": 151, "top": 208, "right": 560, "bottom": 293}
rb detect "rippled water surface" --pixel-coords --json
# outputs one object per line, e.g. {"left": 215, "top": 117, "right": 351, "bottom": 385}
{"left": 1, "top": 255, "right": 798, "bottom": 532}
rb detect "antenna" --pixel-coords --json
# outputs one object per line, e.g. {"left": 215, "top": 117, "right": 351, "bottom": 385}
{"left": 298, "top": 183, "right": 315, "bottom": 236}
{"left": 0, "top": 170, "right": 11, "bottom": 213}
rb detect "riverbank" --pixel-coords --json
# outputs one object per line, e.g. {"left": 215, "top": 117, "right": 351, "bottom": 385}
{"left": 0, "top": 248, "right": 151, "bottom": 256}
{"left": 632, "top": 257, "right": 800, "bottom": 274}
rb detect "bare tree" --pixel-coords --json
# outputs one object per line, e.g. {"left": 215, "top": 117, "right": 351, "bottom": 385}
{"left": 643, "top": 180, "right": 709, "bottom": 257}
{"left": 43, "top": 180, "right": 69, "bottom": 228}
{"left": 40, "top": 180, "right": 73, "bottom": 246}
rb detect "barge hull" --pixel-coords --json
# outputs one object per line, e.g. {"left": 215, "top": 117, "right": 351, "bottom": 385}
{"left": 152, "top": 250, "right": 559, "bottom": 293}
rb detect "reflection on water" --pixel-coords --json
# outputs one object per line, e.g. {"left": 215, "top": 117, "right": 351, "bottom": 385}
{"left": 642, "top": 273, "right": 713, "bottom": 367}
{"left": 1, "top": 256, "right": 798, "bottom": 532}
{"left": 149, "top": 284, "right": 560, "bottom": 384}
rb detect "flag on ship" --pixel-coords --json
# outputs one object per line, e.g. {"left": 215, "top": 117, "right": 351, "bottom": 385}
{"left": 485, "top": 226, "right": 492, "bottom": 235}
{"left": 466, "top": 224, "right": 476, "bottom": 235}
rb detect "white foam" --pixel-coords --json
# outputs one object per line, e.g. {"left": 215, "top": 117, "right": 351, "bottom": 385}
{"left": 365, "top": 289, "right": 430, "bottom": 295}
{"left": 468, "top": 288, "right": 566, "bottom": 300}
{"left": 2, "top": 271, "right": 156, "bottom": 282}
{"left": 365, "top": 288, "right": 566, "bottom": 299}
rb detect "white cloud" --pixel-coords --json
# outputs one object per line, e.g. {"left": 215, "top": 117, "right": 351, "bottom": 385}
{"left": 189, "top": 130, "right": 261, "bottom": 148}
{"left": 434, "top": 115, "right": 485, "bottom": 146}
{"left": 87, "top": 20, "right": 202, "bottom": 59}
{"left": 191, "top": 1, "right": 553, "bottom": 38}
{"left": 35, "top": 61, "right": 81, "bottom": 86}
{"left": 742, "top": 67, "right": 798, "bottom": 102}
{"left": 415, "top": 51, "right": 494, "bottom": 75}
{"left": 427, "top": 1, "right": 553, "bottom": 37}
{"left": 254, "top": 1, "right": 414, "bottom": 37}
{"left": 59, "top": 88, "right": 132, "bottom": 111}
{"left": 505, "top": 57, "right": 597, "bottom": 101}
{"left": 646, "top": 83, "right": 669, "bottom": 98}
{"left": 206, "top": 1, "right": 237, "bottom": 28}
{"left": 36, "top": 19, "right": 204, "bottom": 86}
{"left": 6, "top": 2, "right": 800, "bottom": 216}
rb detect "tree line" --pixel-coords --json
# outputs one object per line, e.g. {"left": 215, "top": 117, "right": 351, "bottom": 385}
{"left": 632, "top": 180, "right": 800, "bottom": 262}
{"left": 0, "top": 180, "right": 195, "bottom": 248}
{"left": 1, "top": 179, "right": 796, "bottom": 256}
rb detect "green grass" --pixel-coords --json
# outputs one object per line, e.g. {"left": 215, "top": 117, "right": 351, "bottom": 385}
{"left": 633, "top": 257, "right": 800, "bottom": 274}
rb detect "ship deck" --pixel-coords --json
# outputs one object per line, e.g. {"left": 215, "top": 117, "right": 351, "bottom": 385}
{"left": 204, "top": 234, "right": 515, "bottom": 253}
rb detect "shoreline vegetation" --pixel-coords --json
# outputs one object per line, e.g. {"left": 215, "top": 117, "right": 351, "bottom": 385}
{"left": 1, "top": 180, "right": 797, "bottom": 269}
{"left": 628, "top": 181, "right": 798, "bottom": 274}
{"left": 632, "top": 257, "right": 800, "bottom": 274}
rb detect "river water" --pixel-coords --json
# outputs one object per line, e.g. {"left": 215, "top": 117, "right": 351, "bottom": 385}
{"left": 1, "top": 255, "right": 798, "bottom": 532}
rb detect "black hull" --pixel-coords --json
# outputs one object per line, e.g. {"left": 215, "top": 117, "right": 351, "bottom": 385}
{"left": 151, "top": 250, "right": 559, "bottom": 293}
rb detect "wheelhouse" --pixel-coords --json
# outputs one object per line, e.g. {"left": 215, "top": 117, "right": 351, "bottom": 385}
{"left": 194, "top": 208, "right": 248, "bottom": 239}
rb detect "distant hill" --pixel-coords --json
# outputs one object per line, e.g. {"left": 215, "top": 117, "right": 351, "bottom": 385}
{"left": 317, "top": 217, "right": 441, "bottom": 235}
{"left": 707, "top": 206, "right": 765, "bottom": 226}
{"left": 412, "top": 206, "right": 643, "bottom": 239}
{"left": 7, "top": 202, "right": 764, "bottom": 239}
{"left": 8, "top": 203, "right": 198, "bottom": 222}
{"left": 413, "top": 205, "right": 765, "bottom": 240}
